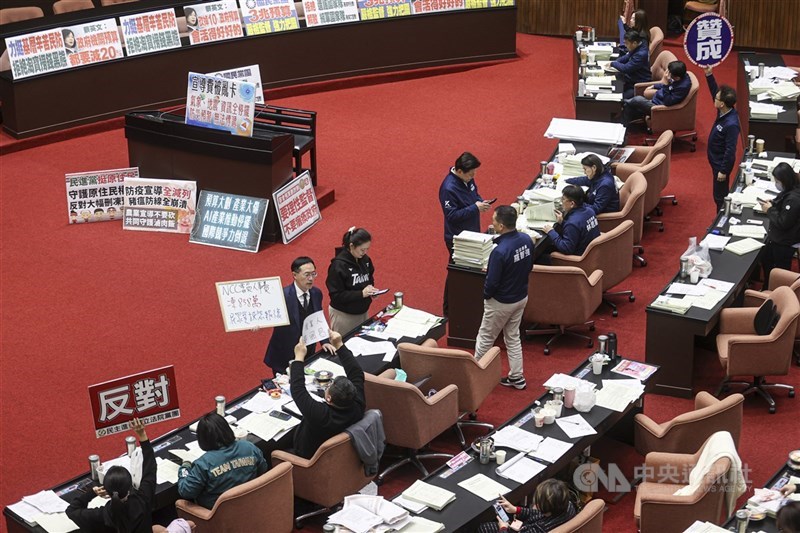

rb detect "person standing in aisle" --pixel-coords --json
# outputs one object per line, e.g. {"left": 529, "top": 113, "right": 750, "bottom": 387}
{"left": 327, "top": 227, "right": 379, "bottom": 335}
{"left": 439, "top": 151, "right": 492, "bottom": 316}
{"left": 474, "top": 205, "right": 534, "bottom": 390}
{"left": 703, "top": 65, "right": 741, "bottom": 212}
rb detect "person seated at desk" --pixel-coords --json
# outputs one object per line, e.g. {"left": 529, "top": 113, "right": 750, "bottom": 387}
{"left": 622, "top": 60, "right": 691, "bottom": 127}
{"left": 66, "top": 419, "right": 157, "bottom": 533}
{"left": 541, "top": 185, "right": 601, "bottom": 258}
{"left": 479, "top": 479, "right": 577, "bottom": 533}
{"left": 564, "top": 154, "right": 620, "bottom": 214}
{"left": 757, "top": 163, "right": 800, "bottom": 282}
{"left": 177, "top": 413, "right": 268, "bottom": 509}
{"left": 778, "top": 501, "right": 800, "bottom": 533}
{"left": 290, "top": 329, "right": 365, "bottom": 459}
{"left": 618, "top": 5, "right": 649, "bottom": 50}
{"left": 612, "top": 30, "right": 651, "bottom": 99}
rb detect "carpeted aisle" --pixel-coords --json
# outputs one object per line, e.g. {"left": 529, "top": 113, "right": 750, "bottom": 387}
{"left": 1, "top": 33, "right": 799, "bottom": 532}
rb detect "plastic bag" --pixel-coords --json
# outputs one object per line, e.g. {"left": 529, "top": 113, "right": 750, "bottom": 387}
{"left": 573, "top": 382, "right": 596, "bottom": 413}
{"left": 681, "top": 237, "right": 713, "bottom": 278}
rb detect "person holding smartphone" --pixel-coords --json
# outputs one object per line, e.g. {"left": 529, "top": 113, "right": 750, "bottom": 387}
{"left": 758, "top": 162, "right": 800, "bottom": 282}
{"left": 326, "top": 227, "right": 379, "bottom": 335}
{"left": 177, "top": 413, "right": 268, "bottom": 509}
{"left": 478, "top": 479, "right": 576, "bottom": 533}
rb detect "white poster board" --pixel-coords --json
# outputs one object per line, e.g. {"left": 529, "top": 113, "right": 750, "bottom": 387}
{"left": 5, "top": 28, "right": 69, "bottom": 80}
{"left": 66, "top": 167, "right": 138, "bottom": 223}
{"left": 123, "top": 177, "right": 197, "bottom": 233}
{"left": 206, "top": 64, "right": 264, "bottom": 104}
{"left": 273, "top": 171, "right": 321, "bottom": 244}
{"left": 63, "top": 18, "right": 124, "bottom": 68}
{"left": 184, "top": 0, "right": 244, "bottom": 45}
{"left": 120, "top": 8, "right": 181, "bottom": 57}
{"left": 215, "top": 277, "right": 290, "bottom": 331}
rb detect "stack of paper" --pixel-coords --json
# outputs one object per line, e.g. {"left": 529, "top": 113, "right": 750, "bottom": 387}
{"left": 169, "top": 444, "right": 205, "bottom": 463}
{"left": 397, "top": 516, "right": 446, "bottom": 532}
{"left": 491, "top": 426, "right": 544, "bottom": 452}
{"left": 156, "top": 457, "right": 180, "bottom": 484}
{"left": 236, "top": 411, "right": 300, "bottom": 441}
{"left": 560, "top": 152, "right": 610, "bottom": 177}
{"left": 452, "top": 230, "right": 495, "bottom": 269}
{"left": 529, "top": 437, "right": 572, "bottom": 463}
{"left": 555, "top": 414, "right": 597, "bottom": 439}
{"left": 544, "top": 118, "right": 626, "bottom": 145}
{"left": 750, "top": 101, "right": 785, "bottom": 120}
{"left": 684, "top": 521, "right": 731, "bottom": 533}
{"left": 650, "top": 295, "right": 692, "bottom": 314}
{"left": 586, "top": 44, "right": 613, "bottom": 60}
{"left": 344, "top": 337, "right": 397, "bottom": 361}
{"left": 401, "top": 480, "right": 456, "bottom": 511}
{"left": 747, "top": 488, "right": 784, "bottom": 517}
{"left": 457, "top": 474, "right": 511, "bottom": 501}
{"left": 585, "top": 75, "right": 615, "bottom": 85}
{"left": 725, "top": 238, "right": 765, "bottom": 255}
{"left": 524, "top": 187, "right": 562, "bottom": 202}
{"left": 766, "top": 82, "right": 800, "bottom": 101}
{"left": 384, "top": 306, "right": 442, "bottom": 339}
{"left": 745, "top": 65, "right": 799, "bottom": 81}
{"left": 240, "top": 390, "right": 291, "bottom": 413}
{"left": 700, "top": 234, "right": 731, "bottom": 251}
{"left": 595, "top": 379, "right": 644, "bottom": 411}
{"left": 496, "top": 454, "right": 547, "bottom": 484}
{"left": 728, "top": 224, "right": 767, "bottom": 239}
{"left": 328, "top": 495, "right": 410, "bottom": 533}
{"left": 9, "top": 491, "right": 76, "bottom": 533}
{"left": 393, "top": 494, "right": 428, "bottom": 513}
{"left": 595, "top": 93, "right": 623, "bottom": 101}
{"left": 525, "top": 202, "right": 557, "bottom": 229}
{"left": 543, "top": 373, "right": 596, "bottom": 391}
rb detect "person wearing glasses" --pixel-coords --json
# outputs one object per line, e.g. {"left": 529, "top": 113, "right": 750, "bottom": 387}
{"left": 703, "top": 65, "right": 741, "bottom": 212}
{"left": 263, "top": 256, "right": 334, "bottom": 376}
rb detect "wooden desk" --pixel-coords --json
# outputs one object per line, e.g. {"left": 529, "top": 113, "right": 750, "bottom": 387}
{"left": 721, "top": 461, "right": 798, "bottom": 532}
{"left": 571, "top": 37, "right": 624, "bottom": 123}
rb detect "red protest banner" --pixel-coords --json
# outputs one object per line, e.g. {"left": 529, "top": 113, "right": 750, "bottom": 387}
{"left": 88, "top": 366, "right": 180, "bottom": 438}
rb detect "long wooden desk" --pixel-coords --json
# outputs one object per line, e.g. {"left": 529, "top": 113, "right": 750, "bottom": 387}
{"left": 401, "top": 355, "right": 659, "bottom": 531}
{"left": 2, "top": 310, "right": 446, "bottom": 533}
{"left": 571, "top": 37, "right": 624, "bottom": 123}
{"left": 644, "top": 152, "right": 795, "bottom": 398}
{"left": 721, "top": 459, "right": 799, "bottom": 533}
{"left": 736, "top": 52, "right": 799, "bottom": 155}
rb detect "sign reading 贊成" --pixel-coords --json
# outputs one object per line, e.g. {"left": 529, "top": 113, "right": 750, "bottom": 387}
{"left": 683, "top": 13, "right": 734, "bottom": 68}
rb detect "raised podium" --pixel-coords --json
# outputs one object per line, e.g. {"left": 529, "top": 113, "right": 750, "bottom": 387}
{"left": 125, "top": 111, "right": 295, "bottom": 242}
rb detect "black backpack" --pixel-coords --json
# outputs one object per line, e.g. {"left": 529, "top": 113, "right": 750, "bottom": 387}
{"left": 754, "top": 299, "right": 781, "bottom": 335}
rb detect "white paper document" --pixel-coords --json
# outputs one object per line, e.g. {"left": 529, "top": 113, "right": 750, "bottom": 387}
{"left": 345, "top": 336, "right": 397, "bottom": 361}
{"left": 401, "top": 480, "right": 456, "bottom": 511}
{"left": 491, "top": 426, "right": 543, "bottom": 452}
{"left": 728, "top": 225, "right": 767, "bottom": 239}
{"left": 240, "top": 390, "right": 291, "bottom": 413}
{"left": 698, "top": 278, "right": 735, "bottom": 292}
{"left": 700, "top": 234, "right": 731, "bottom": 251}
{"left": 496, "top": 455, "right": 546, "bottom": 484}
{"left": 302, "top": 310, "right": 329, "bottom": 345}
{"left": 595, "top": 380, "right": 644, "bottom": 412}
{"left": 22, "top": 490, "right": 70, "bottom": 514}
{"left": 397, "top": 516, "right": 445, "bottom": 532}
{"left": 555, "top": 414, "right": 597, "bottom": 439}
{"left": 529, "top": 437, "right": 573, "bottom": 463}
{"left": 725, "top": 238, "right": 765, "bottom": 255}
{"left": 457, "top": 474, "right": 512, "bottom": 501}
{"left": 169, "top": 446, "right": 205, "bottom": 463}
{"left": 666, "top": 283, "right": 708, "bottom": 296}
{"left": 393, "top": 494, "right": 428, "bottom": 514}
{"left": 543, "top": 373, "right": 595, "bottom": 391}
{"left": 236, "top": 411, "right": 299, "bottom": 441}
{"left": 30, "top": 513, "right": 79, "bottom": 533}
{"left": 8, "top": 500, "right": 43, "bottom": 525}
{"left": 156, "top": 457, "right": 180, "bottom": 484}
{"left": 328, "top": 505, "right": 384, "bottom": 533}
{"left": 307, "top": 357, "right": 346, "bottom": 377}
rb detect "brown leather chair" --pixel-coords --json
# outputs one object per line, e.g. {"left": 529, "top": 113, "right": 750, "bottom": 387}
{"left": 634, "top": 391, "right": 744, "bottom": 456}
{"left": 551, "top": 220, "right": 635, "bottom": 317}
{"left": 598, "top": 171, "right": 647, "bottom": 266}
{"left": 648, "top": 27, "right": 664, "bottom": 67}
{"left": 523, "top": 266, "right": 603, "bottom": 354}
{"left": 551, "top": 499, "right": 605, "bottom": 533}
{"left": 175, "top": 463, "right": 293, "bottom": 533}
{"left": 743, "top": 267, "right": 800, "bottom": 364}
{"left": 684, "top": 0, "right": 719, "bottom": 24}
{"left": 397, "top": 340, "right": 500, "bottom": 446}
{"left": 634, "top": 445, "right": 733, "bottom": 533}
{"left": 99, "top": 0, "right": 137, "bottom": 5}
{"left": 52, "top": 0, "right": 94, "bottom": 14}
{"left": 646, "top": 72, "right": 700, "bottom": 152}
{"left": 0, "top": 6, "right": 44, "bottom": 25}
{"left": 635, "top": 51, "right": 677, "bottom": 96}
{"left": 364, "top": 369, "right": 458, "bottom": 482}
{"left": 633, "top": 153, "right": 668, "bottom": 231}
{"left": 612, "top": 130, "right": 674, "bottom": 211}
{"left": 716, "top": 285, "right": 800, "bottom": 413}
{"left": 272, "top": 433, "right": 374, "bottom": 527}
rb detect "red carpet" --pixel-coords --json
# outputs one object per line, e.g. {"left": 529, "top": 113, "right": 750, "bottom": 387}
{"left": 1, "top": 33, "right": 799, "bottom": 533}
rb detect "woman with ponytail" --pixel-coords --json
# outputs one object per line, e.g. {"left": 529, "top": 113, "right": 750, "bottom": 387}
{"left": 326, "top": 227, "right": 379, "bottom": 334}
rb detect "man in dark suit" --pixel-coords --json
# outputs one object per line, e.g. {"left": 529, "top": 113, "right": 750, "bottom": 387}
{"left": 263, "top": 256, "right": 334, "bottom": 376}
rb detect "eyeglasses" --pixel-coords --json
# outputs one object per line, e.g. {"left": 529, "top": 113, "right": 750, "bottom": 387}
{"left": 298, "top": 272, "right": 317, "bottom": 279}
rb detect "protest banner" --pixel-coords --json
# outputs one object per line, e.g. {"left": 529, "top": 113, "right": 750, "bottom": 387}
{"left": 357, "top": 0, "right": 411, "bottom": 19}
{"left": 120, "top": 8, "right": 181, "bottom": 57}
{"left": 123, "top": 177, "right": 197, "bottom": 233}
{"left": 239, "top": 0, "right": 300, "bottom": 36}
{"left": 215, "top": 277, "right": 290, "bottom": 331}
{"left": 207, "top": 64, "right": 264, "bottom": 104}
{"left": 66, "top": 167, "right": 138, "bottom": 224}
{"left": 5, "top": 28, "right": 69, "bottom": 80}
{"left": 184, "top": 0, "right": 244, "bottom": 45}
{"left": 302, "top": 310, "right": 329, "bottom": 345}
{"left": 410, "top": 0, "right": 464, "bottom": 14}
{"left": 186, "top": 72, "right": 256, "bottom": 136}
{"left": 62, "top": 18, "right": 124, "bottom": 68}
{"left": 302, "top": 0, "right": 359, "bottom": 27}
{"left": 273, "top": 171, "right": 321, "bottom": 244}
{"left": 465, "top": 0, "right": 513, "bottom": 7}
{"left": 683, "top": 13, "right": 734, "bottom": 67}
{"left": 189, "top": 190, "right": 268, "bottom": 252}
{"left": 88, "top": 366, "right": 180, "bottom": 438}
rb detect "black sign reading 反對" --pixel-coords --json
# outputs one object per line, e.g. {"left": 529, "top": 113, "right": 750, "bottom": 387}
{"left": 189, "top": 191, "right": 269, "bottom": 252}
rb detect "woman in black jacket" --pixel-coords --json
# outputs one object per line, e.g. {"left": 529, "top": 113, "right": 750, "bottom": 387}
{"left": 326, "top": 227, "right": 378, "bottom": 334}
{"left": 758, "top": 162, "right": 800, "bottom": 282}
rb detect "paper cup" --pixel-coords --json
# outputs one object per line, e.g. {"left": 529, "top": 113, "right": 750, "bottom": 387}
{"left": 576, "top": 30, "right": 583, "bottom": 41}
{"left": 564, "top": 387, "right": 576, "bottom": 409}
{"left": 756, "top": 139, "right": 765, "bottom": 153}
{"left": 549, "top": 399, "right": 563, "bottom": 417}
{"left": 542, "top": 408, "right": 556, "bottom": 424}
{"left": 690, "top": 270, "right": 699, "bottom": 284}
{"left": 592, "top": 360, "right": 603, "bottom": 375}
{"left": 495, "top": 450, "right": 507, "bottom": 465}
{"left": 534, "top": 412, "right": 545, "bottom": 427}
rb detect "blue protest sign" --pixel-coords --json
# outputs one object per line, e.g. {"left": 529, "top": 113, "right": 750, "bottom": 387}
{"left": 683, "top": 13, "right": 734, "bottom": 67}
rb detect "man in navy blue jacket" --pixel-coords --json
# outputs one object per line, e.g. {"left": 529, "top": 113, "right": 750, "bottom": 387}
{"left": 474, "top": 206, "right": 534, "bottom": 390}
{"left": 263, "top": 256, "right": 334, "bottom": 376}
{"left": 611, "top": 30, "right": 651, "bottom": 99}
{"left": 439, "top": 152, "right": 492, "bottom": 315}
{"left": 703, "top": 65, "right": 741, "bottom": 211}
{"left": 622, "top": 60, "right": 692, "bottom": 126}
{"left": 543, "top": 185, "right": 601, "bottom": 257}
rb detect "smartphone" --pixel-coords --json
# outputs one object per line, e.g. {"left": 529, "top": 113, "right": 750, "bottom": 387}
{"left": 493, "top": 502, "right": 510, "bottom": 523}
{"left": 486, "top": 198, "right": 498, "bottom": 204}
{"left": 261, "top": 378, "right": 277, "bottom": 391}
{"left": 757, "top": 197, "right": 769, "bottom": 203}
{"left": 268, "top": 410, "right": 292, "bottom": 421}
{"left": 372, "top": 288, "right": 390, "bottom": 296}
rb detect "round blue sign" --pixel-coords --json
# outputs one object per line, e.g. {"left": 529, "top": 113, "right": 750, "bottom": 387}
{"left": 683, "top": 13, "right": 734, "bottom": 67}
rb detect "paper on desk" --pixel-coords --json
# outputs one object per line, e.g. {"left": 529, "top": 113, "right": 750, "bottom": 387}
{"left": 698, "top": 278, "right": 735, "bottom": 292}
{"left": 529, "top": 437, "right": 572, "bottom": 463}
{"left": 283, "top": 400, "right": 303, "bottom": 418}
{"left": 457, "top": 474, "right": 511, "bottom": 501}
{"left": 401, "top": 480, "right": 456, "bottom": 511}
{"left": 666, "top": 283, "right": 708, "bottom": 296}
{"left": 700, "top": 234, "right": 731, "bottom": 251}
{"left": 728, "top": 224, "right": 767, "bottom": 239}
{"left": 543, "top": 373, "right": 595, "bottom": 391}
{"left": 240, "top": 390, "right": 291, "bottom": 413}
{"left": 595, "top": 380, "right": 644, "bottom": 412}
{"left": 396, "top": 516, "right": 445, "bottom": 533}
{"left": 496, "top": 455, "right": 546, "bottom": 484}
{"left": 302, "top": 310, "right": 329, "bottom": 345}
{"left": 237, "top": 411, "right": 299, "bottom": 441}
{"left": 87, "top": 496, "right": 107, "bottom": 509}
{"left": 725, "top": 238, "right": 765, "bottom": 255}
{"left": 30, "top": 512, "right": 79, "bottom": 533}
{"left": 491, "top": 426, "right": 543, "bottom": 452}
{"left": 169, "top": 447, "right": 205, "bottom": 463}
{"left": 307, "top": 358, "right": 346, "bottom": 377}
{"left": 328, "top": 505, "right": 384, "bottom": 533}
{"left": 22, "top": 490, "right": 70, "bottom": 514}
{"left": 555, "top": 415, "right": 597, "bottom": 439}
{"left": 8, "top": 500, "right": 43, "bottom": 524}
{"left": 651, "top": 295, "right": 692, "bottom": 314}
{"left": 684, "top": 520, "right": 730, "bottom": 533}
{"left": 393, "top": 494, "right": 428, "bottom": 514}
{"left": 345, "top": 337, "right": 398, "bottom": 361}
{"left": 156, "top": 457, "right": 180, "bottom": 484}
{"left": 595, "top": 93, "right": 623, "bottom": 101}
{"left": 683, "top": 289, "right": 728, "bottom": 310}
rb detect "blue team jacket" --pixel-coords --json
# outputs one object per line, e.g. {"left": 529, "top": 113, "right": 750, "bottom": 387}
{"left": 547, "top": 205, "right": 600, "bottom": 256}
{"left": 566, "top": 171, "right": 620, "bottom": 214}
{"left": 611, "top": 43, "right": 651, "bottom": 87}
{"left": 652, "top": 75, "right": 692, "bottom": 106}
{"left": 439, "top": 170, "right": 483, "bottom": 244}
{"left": 705, "top": 73, "right": 741, "bottom": 175}
{"left": 484, "top": 230, "right": 534, "bottom": 304}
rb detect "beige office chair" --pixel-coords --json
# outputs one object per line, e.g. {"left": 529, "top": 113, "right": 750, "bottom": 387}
{"left": 0, "top": 6, "right": 44, "bottom": 25}
{"left": 52, "top": 0, "right": 95, "bottom": 14}
{"left": 646, "top": 72, "right": 700, "bottom": 152}
{"left": 397, "top": 340, "right": 500, "bottom": 446}
{"left": 648, "top": 27, "right": 664, "bottom": 67}
{"left": 364, "top": 369, "right": 459, "bottom": 482}
{"left": 175, "top": 463, "right": 293, "bottom": 533}
{"left": 551, "top": 220, "right": 635, "bottom": 317}
{"left": 523, "top": 265, "right": 603, "bottom": 354}
{"left": 551, "top": 499, "right": 605, "bottom": 533}
{"left": 743, "top": 268, "right": 800, "bottom": 365}
{"left": 632, "top": 153, "right": 668, "bottom": 231}
{"left": 635, "top": 50, "right": 678, "bottom": 96}
{"left": 613, "top": 130, "right": 674, "bottom": 210}
{"left": 716, "top": 285, "right": 800, "bottom": 413}
{"left": 684, "top": 0, "right": 719, "bottom": 24}
{"left": 598, "top": 171, "right": 647, "bottom": 266}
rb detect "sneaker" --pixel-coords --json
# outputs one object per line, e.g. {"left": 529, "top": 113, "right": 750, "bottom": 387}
{"left": 500, "top": 376, "right": 527, "bottom": 390}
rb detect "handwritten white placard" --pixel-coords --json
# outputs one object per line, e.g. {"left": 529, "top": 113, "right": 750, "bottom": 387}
{"left": 215, "top": 277, "right": 289, "bottom": 331}
{"left": 302, "top": 310, "right": 329, "bottom": 345}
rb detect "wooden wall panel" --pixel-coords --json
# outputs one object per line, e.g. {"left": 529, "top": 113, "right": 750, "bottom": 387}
{"left": 727, "top": 0, "right": 800, "bottom": 52}
{"left": 517, "top": 0, "right": 620, "bottom": 38}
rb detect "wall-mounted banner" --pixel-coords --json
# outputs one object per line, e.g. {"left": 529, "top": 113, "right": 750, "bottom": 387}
{"left": 120, "top": 8, "right": 181, "bottom": 57}
{"left": 186, "top": 71, "right": 256, "bottom": 136}
{"left": 411, "top": 0, "right": 464, "bottom": 14}
{"left": 215, "top": 277, "right": 290, "bottom": 331}
{"left": 123, "top": 177, "right": 197, "bottom": 233}
{"left": 4, "top": 28, "right": 69, "bottom": 80}
{"left": 184, "top": 0, "right": 244, "bottom": 45}
{"left": 302, "top": 0, "right": 359, "bottom": 27}
{"left": 273, "top": 171, "right": 321, "bottom": 244}
{"left": 239, "top": 0, "right": 300, "bottom": 35}
{"left": 62, "top": 18, "right": 124, "bottom": 68}
{"left": 66, "top": 167, "right": 138, "bottom": 223}
{"left": 357, "top": 0, "right": 411, "bottom": 20}
{"left": 206, "top": 64, "right": 264, "bottom": 104}
{"left": 190, "top": 190, "right": 268, "bottom": 252}
{"left": 683, "top": 13, "right": 733, "bottom": 68}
